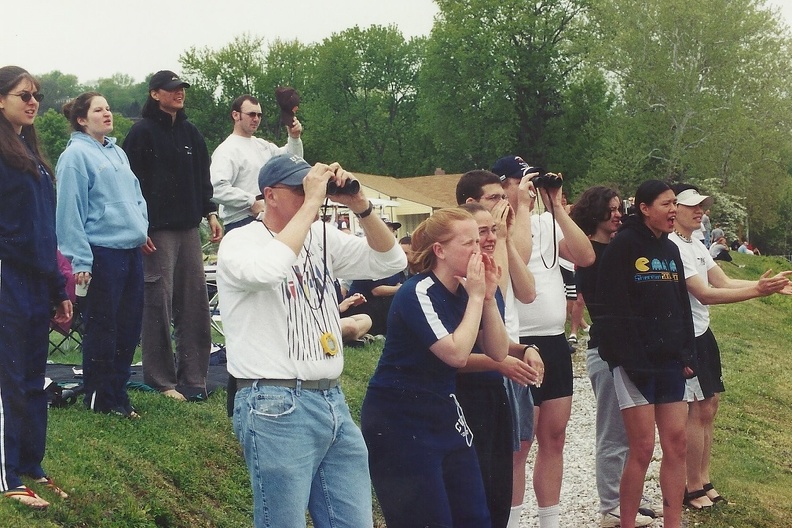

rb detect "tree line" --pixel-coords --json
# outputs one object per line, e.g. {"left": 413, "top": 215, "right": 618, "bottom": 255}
{"left": 32, "top": 0, "right": 792, "bottom": 254}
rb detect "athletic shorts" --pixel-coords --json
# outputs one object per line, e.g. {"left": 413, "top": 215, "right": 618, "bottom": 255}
{"left": 560, "top": 267, "right": 577, "bottom": 300}
{"left": 685, "top": 328, "right": 725, "bottom": 401}
{"left": 505, "top": 378, "right": 534, "bottom": 450}
{"left": 613, "top": 360, "right": 686, "bottom": 409}
{"left": 520, "top": 334, "right": 573, "bottom": 405}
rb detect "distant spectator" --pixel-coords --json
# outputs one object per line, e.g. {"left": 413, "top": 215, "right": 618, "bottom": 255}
{"left": 710, "top": 226, "right": 724, "bottom": 245}
{"left": 701, "top": 209, "right": 711, "bottom": 247}
{"left": 384, "top": 219, "right": 401, "bottom": 237}
{"left": 709, "top": 237, "right": 732, "bottom": 262}
{"left": 344, "top": 273, "right": 403, "bottom": 336}
{"left": 738, "top": 241, "right": 755, "bottom": 255}
{"left": 339, "top": 292, "right": 373, "bottom": 347}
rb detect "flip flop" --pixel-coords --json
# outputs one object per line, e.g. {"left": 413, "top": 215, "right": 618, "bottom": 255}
{"left": 34, "top": 476, "right": 69, "bottom": 499}
{"left": 3, "top": 486, "right": 49, "bottom": 509}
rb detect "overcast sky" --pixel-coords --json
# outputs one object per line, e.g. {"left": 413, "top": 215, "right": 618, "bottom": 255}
{"left": 4, "top": 0, "right": 439, "bottom": 84}
{"left": 4, "top": 0, "right": 790, "bottom": 85}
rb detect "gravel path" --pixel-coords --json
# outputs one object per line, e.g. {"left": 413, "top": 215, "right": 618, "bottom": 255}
{"left": 517, "top": 338, "right": 669, "bottom": 527}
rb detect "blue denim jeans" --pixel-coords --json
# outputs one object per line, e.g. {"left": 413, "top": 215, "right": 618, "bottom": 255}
{"left": 233, "top": 382, "right": 373, "bottom": 528}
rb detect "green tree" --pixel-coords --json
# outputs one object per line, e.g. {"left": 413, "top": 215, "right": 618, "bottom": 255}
{"left": 589, "top": 0, "right": 792, "bottom": 245}
{"left": 92, "top": 74, "right": 148, "bottom": 117}
{"left": 259, "top": 39, "right": 313, "bottom": 143}
{"left": 112, "top": 113, "right": 134, "bottom": 145}
{"left": 419, "top": 0, "right": 597, "bottom": 175}
{"left": 36, "top": 108, "right": 71, "bottom": 164}
{"left": 304, "top": 25, "right": 430, "bottom": 174}
{"left": 180, "top": 34, "right": 269, "bottom": 151}
{"left": 37, "top": 71, "right": 83, "bottom": 114}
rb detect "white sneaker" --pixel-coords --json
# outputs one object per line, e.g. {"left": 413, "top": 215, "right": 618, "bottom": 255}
{"left": 639, "top": 496, "right": 663, "bottom": 518}
{"left": 601, "top": 507, "right": 654, "bottom": 527}
{"left": 568, "top": 334, "right": 578, "bottom": 344}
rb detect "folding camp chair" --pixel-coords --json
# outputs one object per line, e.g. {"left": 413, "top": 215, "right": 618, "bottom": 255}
{"left": 49, "top": 250, "right": 83, "bottom": 356}
{"left": 49, "top": 299, "right": 84, "bottom": 356}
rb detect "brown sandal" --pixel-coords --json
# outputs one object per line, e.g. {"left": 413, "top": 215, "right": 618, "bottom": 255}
{"left": 34, "top": 476, "right": 69, "bottom": 499}
{"left": 3, "top": 486, "right": 49, "bottom": 509}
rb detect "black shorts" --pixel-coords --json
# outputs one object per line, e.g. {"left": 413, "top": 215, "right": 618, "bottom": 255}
{"left": 560, "top": 267, "right": 577, "bottom": 300}
{"left": 520, "top": 334, "right": 573, "bottom": 405}
{"left": 685, "top": 328, "right": 725, "bottom": 401}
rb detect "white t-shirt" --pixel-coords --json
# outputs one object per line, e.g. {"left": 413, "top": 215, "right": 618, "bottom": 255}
{"left": 516, "top": 212, "right": 566, "bottom": 336}
{"left": 217, "top": 220, "right": 406, "bottom": 380}
{"left": 210, "top": 134, "right": 303, "bottom": 224}
{"left": 503, "top": 283, "right": 519, "bottom": 342}
{"left": 669, "top": 232, "right": 716, "bottom": 336}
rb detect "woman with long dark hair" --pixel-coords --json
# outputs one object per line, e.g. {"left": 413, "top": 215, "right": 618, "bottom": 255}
{"left": 595, "top": 179, "right": 695, "bottom": 528}
{"left": 0, "top": 65, "right": 72, "bottom": 509}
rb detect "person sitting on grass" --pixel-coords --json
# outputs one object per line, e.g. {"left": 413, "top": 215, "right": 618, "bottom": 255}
{"left": 338, "top": 290, "right": 373, "bottom": 347}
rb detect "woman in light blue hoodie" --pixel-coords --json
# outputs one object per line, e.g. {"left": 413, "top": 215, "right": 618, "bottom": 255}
{"left": 56, "top": 92, "right": 150, "bottom": 418}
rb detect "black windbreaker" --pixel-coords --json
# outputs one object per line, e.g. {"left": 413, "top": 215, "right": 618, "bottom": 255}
{"left": 594, "top": 216, "right": 695, "bottom": 376}
{"left": 122, "top": 107, "right": 216, "bottom": 231}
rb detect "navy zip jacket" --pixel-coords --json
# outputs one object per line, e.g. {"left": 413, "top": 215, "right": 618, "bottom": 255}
{"left": 122, "top": 106, "right": 216, "bottom": 232}
{"left": 0, "top": 149, "right": 66, "bottom": 305}
{"left": 594, "top": 215, "right": 695, "bottom": 376}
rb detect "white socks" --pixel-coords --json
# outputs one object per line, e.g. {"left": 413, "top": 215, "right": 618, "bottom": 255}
{"left": 537, "top": 504, "right": 560, "bottom": 528}
{"left": 507, "top": 504, "right": 523, "bottom": 528}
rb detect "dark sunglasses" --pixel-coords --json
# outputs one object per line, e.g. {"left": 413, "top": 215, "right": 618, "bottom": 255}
{"left": 239, "top": 111, "right": 263, "bottom": 119}
{"left": 10, "top": 91, "right": 44, "bottom": 103}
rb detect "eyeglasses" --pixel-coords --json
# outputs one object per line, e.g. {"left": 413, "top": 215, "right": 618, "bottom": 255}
{"left": 272, "top": 185, "right": 305, "bottom": 196}
{"left": 238, "top": 111, "right": 263, "bottom": 119}
{"left": 9, "top": 91, "right": 44, "bottom": 103}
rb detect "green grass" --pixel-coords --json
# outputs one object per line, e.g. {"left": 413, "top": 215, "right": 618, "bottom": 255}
{"left": 6, "top": 254, "right": 791, "bottom": 526}
{"left": 683, "top": 253, "right": 792, "bottom": 527}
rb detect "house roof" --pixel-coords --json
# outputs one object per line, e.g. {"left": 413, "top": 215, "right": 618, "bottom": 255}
{"left": 353, "top": 172, "right": 463, "bottom": 210}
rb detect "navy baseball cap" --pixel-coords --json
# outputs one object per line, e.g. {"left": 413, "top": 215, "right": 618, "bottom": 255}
{"left": 491, "top": 155, "right": 532, "bottom": 181}
{"left": 258, "top": 154, "right": 311, "bottom": 191}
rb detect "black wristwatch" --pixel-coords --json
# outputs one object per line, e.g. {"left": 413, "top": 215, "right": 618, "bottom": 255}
{"left": 354, "top": 200, "right": 374, "bottom": 219}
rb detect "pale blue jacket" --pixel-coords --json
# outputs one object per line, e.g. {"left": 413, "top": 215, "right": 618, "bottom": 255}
{"left": 56, "top": 132, "right": 148, "bottom": 274}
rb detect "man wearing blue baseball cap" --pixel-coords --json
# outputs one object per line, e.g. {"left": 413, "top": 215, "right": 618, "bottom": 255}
{"left": 492, "top": 154, "right": 595, "bottom": 528}
{"left": 216, "top": 154, "right": 406, "bottom": 528}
